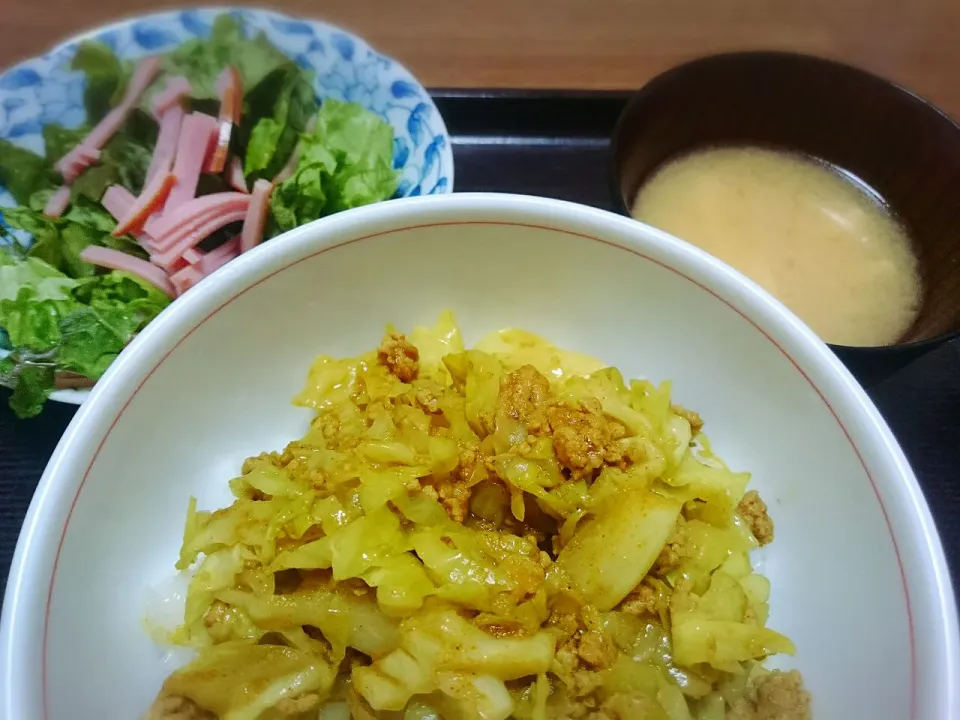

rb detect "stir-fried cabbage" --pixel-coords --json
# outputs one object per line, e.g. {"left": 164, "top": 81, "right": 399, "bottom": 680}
{"left": 146, "top": 312, "right": 810, "bottom": 720}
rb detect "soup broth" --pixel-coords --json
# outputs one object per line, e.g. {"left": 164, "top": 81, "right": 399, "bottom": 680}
{"left": 631, "top": 146, "right": 922, "bottom": 346}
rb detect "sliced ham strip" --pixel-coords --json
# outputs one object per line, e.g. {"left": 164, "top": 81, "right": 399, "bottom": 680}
{"left": 199, "top": 237, "right": 241, "bottom": 275}
{"left": 205, "top": 121, "right": 233, "bottom": 174}
{"left": 150, "top": 207, "right": 250, "bottom": 271}
{"left": 207, "top": 67, "right": 243, "bottom": 174}
{"left": 240, "top": 179, "right": 274, "bottom": 253}
{"left": 165, "top": 112, "right": 219, "bottom": 211}
{"left": 225, "top": 156, "right": 248, "bottom": 193}
{"left": 272, "top": 148, "right": 298, "bottom": 184}
{"left": 182, "top": 248, "right": 203, "bottom": 266}
{"left": 80, "top": 245, "right": 175, "bottom": 298}
{"left": 58, "top": 146, "right": 102, "bottom": 184}
{"left": 146, "top": 192, "right": 250, "bottom": 251}
{"left": 101, "top": 185, "right": 155, "bottom": 250}
{"left": 216, "top": 67, "right": 243, "bottom": 126}
{"left": 144, "top": 105, "right": 184, "bottom": 186}
{"left": 170, "top": 265, "right": 204, "bottom": 296}
{"left": 43, "top": 185, "right": 72, "bottom": 218}
{"left": 151, "top": 76, "right": 192, "bottom": 119}
{"left": 55, "top": 57, "right": 161, "bottom": 181}
{"left": 112, "top": 172, "right": 175, "bottom": 237}
{"left": 101, "top": 185, "right": 136, "bottom": 221}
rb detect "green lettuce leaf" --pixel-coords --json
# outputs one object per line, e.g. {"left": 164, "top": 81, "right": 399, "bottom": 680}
{"left": 71, "top": 40, "right": 129, "bottom": 121}
{"left": 70, "top": 109, "right": 158, "bottom": 200}
{"left": 42, "top": 124, "right": 88, "bottom": 165}
{"left": 61, "top": 195, "right": 123, "bottom": 234}
{"left": 57, "top": 306, "right": 126, "bottom": 378}
{"left": 3, "top": 201, "right": 145, "bottom": 278}
{"left": 57, "top": 271, "right": 170, "bottom": 379}
{"left": 0, "top": 139, "right": 57, "bottom": 205}
{"left": 269, "top": 100, "right": 398, "bottom": 233}
{"left": 144, "top": 14, "right": 289, "bottom": 108}
{"left": 74, "top": 270, "right": 171, "bottom": 326}
{"left": 0, "top": 287, "right": 77, "bottom": 351}
{"left": 0, "top": 253, "right": 78, "bottom": 302}
{"left": 0, "top": 354, "right": 56, "bottom": 419}
{"left": 0, "top": 261, "right": 171, "bottom": 417}
{"left": 241, "top": 63, "right": 318, "bottom": 182}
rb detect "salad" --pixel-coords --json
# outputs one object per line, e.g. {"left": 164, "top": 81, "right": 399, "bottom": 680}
{"left": 0, "top": 14, "right": 400, "bottom": 418}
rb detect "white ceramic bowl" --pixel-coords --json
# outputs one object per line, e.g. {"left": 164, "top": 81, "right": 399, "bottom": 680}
{"left": 1, "top": 194, "right": 957, "bottom": 719}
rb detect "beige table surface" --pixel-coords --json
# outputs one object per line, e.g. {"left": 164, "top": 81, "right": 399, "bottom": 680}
{"left": 1, "top": 0, "right": 959, "bottom": 119}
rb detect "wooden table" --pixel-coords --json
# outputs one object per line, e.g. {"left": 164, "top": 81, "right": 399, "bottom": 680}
{"left": 1, "top": 0, "right": 959, "bottom": 118}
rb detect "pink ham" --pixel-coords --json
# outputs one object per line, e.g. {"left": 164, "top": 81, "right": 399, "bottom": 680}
{"left": 225, "top": 156, "right": 248, "bottom": 193}
{"left": 240, "top": 179, "right": 273, "bottom": 253}
{"left": 207, "top": 67, "right": 243, "bottom": 174}
{"left": 55, "top": 57, "right": 162, "bottom": 181}
{"left": 58, "top": 146, "right": 101, "bottom": 184}
{"left": 204, "top": 121, "right": 233, "bottom": 174}
{"left": 144, "top": 105, "right": 184, "bottom": 186}
{"left": 199, "top": 237, "right": 241, "bottom": 275}
{"left": 216, "top": 67, "right": 243, "bottom": 126}
{"left": 101, "top": 185, "right": 155, "bottom": 250}
{"left": 80, "top": 245, "right": 175, "bottom": 298}
{"left": 182, "top": 248, "right": 203, "bottom": 266}
{"left": 146, "top": 192, "right": 250, "bottom": 251}
{"left": 101, "top": 185, "right": 136, "bottom": 221}
{"left": 272, "top": 148, "right": 298, "bottom": 184}
{"left": 169, "top": 265, "right": 204, "bottom": 296}
{"left": 151, "top": 76, "right": 192, "bottom": 119}
{"left": 43, "top": 185, "right": 72, "bottom": 218}
{"left": 165, "top": 112, "right": 219, "bottom": 211}
{"left": 150, "top": 206, "right": 250, "bottom": 271}
{"left": 112, "top": 172, "right": 175, "bottom": 237}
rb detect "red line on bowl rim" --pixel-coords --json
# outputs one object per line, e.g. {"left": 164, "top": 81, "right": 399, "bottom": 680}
{"left": 40, "top": 219, "right": 916, "bottom": 719}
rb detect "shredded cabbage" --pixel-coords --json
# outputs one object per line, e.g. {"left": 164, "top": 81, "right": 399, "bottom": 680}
{"left": 148, "top": 313, "right": 810, "bottom": 720}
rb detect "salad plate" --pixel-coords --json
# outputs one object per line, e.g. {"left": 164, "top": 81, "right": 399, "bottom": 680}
{"left": 0, "top": 6, "right": 453, "bottom": 412}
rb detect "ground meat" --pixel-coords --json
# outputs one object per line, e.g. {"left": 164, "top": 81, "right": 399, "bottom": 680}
{"left": 453, "top": 445, "right": 480, "bottom": 483}
{"left": 144, "top": 694, "right": 215, "bottom": 720}
{"left": 547, "top": 401, "right": 627, "bottom": 478}
{"left": 671, "top": 404, "right": 704, "bottom": 435}
{"left": 652, "top": 521, "right": 687, "bottom": 574}
{"left": 728, "top": 670, "right": 811, "bottom": 720}
{"left": 738, "top": 490, "right": 774, "bottom": 546}
{"left": 420, "top": 445, "right": 481, "bottom": 523}
{"left": 437, "top": 479, "right": 472, "bottom": 523}
{"left": 576, "top": 629, "right": 616, "bottom": 668}
{"left": 552, "top": 640, "right": 581, "bottom": 683}
{"left": 619, "top": 583, "right": 660, "bottom": 616}
{"left": 495, "top": 364, "right": 551, "bottom": 431}
{"left": 571, "top": 669, "right": 602, "bottom": 697}
{"left": 275, "top": 440, "right": 325, "bottom": 488}
{"left": 413, "top": 378, "right": 444, "bottom": 413}
{"left": 377, "top": 332, "right": 419, "bottom": 382}
{"left": 240, "top": 451, "right": 282, "bottom": 474}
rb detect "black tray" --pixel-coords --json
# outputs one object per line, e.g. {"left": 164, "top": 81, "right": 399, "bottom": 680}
{"left": 1, "top": 90, "right": 958, "bottom": 601}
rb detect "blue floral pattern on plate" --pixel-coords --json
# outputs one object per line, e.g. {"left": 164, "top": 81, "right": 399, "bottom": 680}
{"left": 0, "top": 6, "right": 454, "bottom": 220}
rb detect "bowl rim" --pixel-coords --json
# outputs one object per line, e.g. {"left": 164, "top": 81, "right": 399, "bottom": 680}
{"left": 0, "top": 4, "right": 455, "bottom": 408}
{"left": 607, "top": 49, "right": 960, "bottom": 354}
{"left": 1, "top": 193, "right": 957, "bottom": 718}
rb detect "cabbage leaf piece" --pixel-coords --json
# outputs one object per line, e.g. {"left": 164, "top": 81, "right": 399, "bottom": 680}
{"left": 161, "top": 642, "right": 336, "bottom": 720}
{"left": 557, "top": 490, "right": 681, "bottom": 610}
{"left": 353, "top": 608, "right": 554, "bottom": 713}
